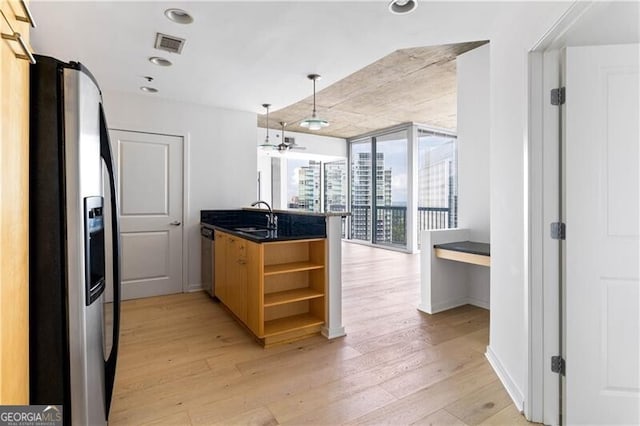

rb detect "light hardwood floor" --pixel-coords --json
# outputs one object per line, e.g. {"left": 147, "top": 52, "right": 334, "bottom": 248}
{"left": 109, "top": 242, "right": 531, "bottom": 425}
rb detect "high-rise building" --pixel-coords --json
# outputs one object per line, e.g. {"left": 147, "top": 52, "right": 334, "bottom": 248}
{"left": 324, "top": 161, "right": 347, "bottom": 212}
{"left": 417, "top": 137, "right": 458, "bottom": 229}
{"left": 297, "top": 161, "right": 321, "bottom": 212}
{"left": 351, "top": 152, "right": 393, "bottom": 242}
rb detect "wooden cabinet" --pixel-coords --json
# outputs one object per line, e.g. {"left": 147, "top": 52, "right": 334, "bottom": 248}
{"left": 214, "top": 231, "right": 228, "bottom": 303}
{"left": 214, "top": 230, "right": 261, "bottom": 333}
{"left": 225, "top": 234, "right": 247, "bottom": 322}
{"left": 0, "top": 0, "right": 32, "bottom": 404}
{"left": 214, "top": 231, "right": 326, "bottom": 347}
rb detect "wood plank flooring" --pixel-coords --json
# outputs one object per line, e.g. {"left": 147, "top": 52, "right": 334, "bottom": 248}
{"left": 109, "top": 242, "right": 532, "bottom": 425}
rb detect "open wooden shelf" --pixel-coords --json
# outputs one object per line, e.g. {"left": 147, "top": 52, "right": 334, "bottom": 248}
{"left": 264, "top": 288, "right": 324, "bottom": 307}
{"left": 263, "top": 313, "right": 324, "bottom": 337}
{"left": 216, "top": 232, "right": 326, "bottom": 346}
{"left": 264, "top": 261, "right": 324, "bottom": 276}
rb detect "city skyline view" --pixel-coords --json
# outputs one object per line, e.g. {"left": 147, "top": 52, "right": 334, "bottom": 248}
{"left": 281, "top": 130, "right": 457, "bottom": 248}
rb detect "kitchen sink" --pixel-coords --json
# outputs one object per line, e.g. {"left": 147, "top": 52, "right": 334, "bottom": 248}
{"left": 234, "top": 227, "right": 270, "bottom": 233}
{"left": 236, "top": 229, "right": 273, "bottom": 240}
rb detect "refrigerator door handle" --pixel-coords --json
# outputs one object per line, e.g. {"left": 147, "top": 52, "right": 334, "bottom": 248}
{"left": 99, "top": 104, "right": 120, "bottom": 418}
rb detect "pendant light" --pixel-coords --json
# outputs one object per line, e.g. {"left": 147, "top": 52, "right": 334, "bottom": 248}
{"left": 277, "top": 121, "right": 288, "bottom": 153}
{"left": 299, "top": 74, "right": 329, "bottom": 131}
{"left": 258, "top": 103, "right": 277, "bottom": 150}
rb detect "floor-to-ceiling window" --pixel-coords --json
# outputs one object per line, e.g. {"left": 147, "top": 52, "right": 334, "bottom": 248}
{"left": 263, "top": 156, "right": 347, "bottom": 214}
{"left": 324, "top": 160, "right": 347, "bottom": 212}
{"left": 349, "top": 129, "right": 408, "bottom": 248}
{"left": 417, "top": 128, "right": 457, "bottom": 244}
{"left": 348, "top": 124, "right": 456, "bottom": 251}
{"left": 374, "top": 130, "right": 408, "bottom": 246}
{"left": 286, "top": 159, "right": 322, "bottom": 211}
{"left": 349, "top": 140, "right": 373, "bottom": 242}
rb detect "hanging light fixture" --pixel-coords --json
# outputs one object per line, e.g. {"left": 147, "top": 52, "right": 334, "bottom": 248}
{"left": 299, "top": 74, "right": 329, "bottom": 131}
{"left": 258, "top": 103, "right": 277, "bottom": 150}
{"left": 277, "top": 121, "right": 289, "bottom": 153}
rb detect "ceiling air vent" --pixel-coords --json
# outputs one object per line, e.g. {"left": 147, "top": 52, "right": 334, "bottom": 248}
{"left": 154, "top": 33, "right": 186, "bottom": 54}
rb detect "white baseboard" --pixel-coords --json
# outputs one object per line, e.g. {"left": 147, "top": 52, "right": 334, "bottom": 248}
{"left": 187, "top": 283, "right": 203, "bottom": 293}
{"left": 417, "top": 304, "right": 433, "bottom": 314}
{"left": 427, "top": 297, "right": 469, "bottom": 314}
{"left": 420, "top": 297, "right": 490, "bottom": 314}
{"left": 486, "top": 345, "right": 525, "bottom": 412}
{"left": 467, "top": 296, "right": 490, "bottom": 310}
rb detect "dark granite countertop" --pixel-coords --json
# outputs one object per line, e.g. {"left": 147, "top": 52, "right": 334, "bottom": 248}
{"left": 243, "top": 207, "right": 350, "bottom": 217}
{"left": 433, "top": 241, "right": 490, "bottom": 256}
{"left": 201, "top": 209, "right": 326, "bottom": 243}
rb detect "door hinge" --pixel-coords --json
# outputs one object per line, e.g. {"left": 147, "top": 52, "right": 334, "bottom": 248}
{"left": 551, "top": 355, "right": 566, "bottom": 375}
{"left": 551, "top": 87, "right": 566, "bottom": 105}
{"left": 550, "top": 222, "right": 566, "bottom": 240}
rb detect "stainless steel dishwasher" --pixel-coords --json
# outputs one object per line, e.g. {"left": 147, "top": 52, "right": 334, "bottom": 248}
{"left": 200, "top": 226, "right": 216, "bottom": 298}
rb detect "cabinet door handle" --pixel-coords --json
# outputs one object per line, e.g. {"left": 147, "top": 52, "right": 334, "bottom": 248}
{"left": 169, "top": 221, "right": 181, "bottom": 226}
{"left": 1, "top": 31, "right": 35, "bottom": 64}
{"left": 16, "top": 0, "right": 36, "bottom": 28}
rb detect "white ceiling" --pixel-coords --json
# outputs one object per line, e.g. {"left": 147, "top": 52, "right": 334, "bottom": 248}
{"left": 31, "top": 1, "right": 519, "bottom": 115}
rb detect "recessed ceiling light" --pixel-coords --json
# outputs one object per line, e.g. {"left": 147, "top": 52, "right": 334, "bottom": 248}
{"left": 388, "top": 0, "right": 418, "bottom": 15}
{"left": 140, "top": 86, "right": 158, "bottom": 93}
{"left": 149, "top": 56, "right": 172, "bottom": 67}
{"left": 164, "top": 8, "right": 193, "bottom": 24}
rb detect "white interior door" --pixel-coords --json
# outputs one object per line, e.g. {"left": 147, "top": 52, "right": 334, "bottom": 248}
{"left": 109, "top": 130, "right": 183, "bottom": 300}
{"left": 565, "top": 44, "right": 639, "bottom": 424}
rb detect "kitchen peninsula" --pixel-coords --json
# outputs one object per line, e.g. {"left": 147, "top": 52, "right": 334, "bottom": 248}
{"left": 201, "top": 208, "right": 348, "bottom": 346}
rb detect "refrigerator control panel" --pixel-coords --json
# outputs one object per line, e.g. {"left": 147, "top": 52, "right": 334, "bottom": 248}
{"left": 84, "top": 196, "right": 106, "bottom": 306}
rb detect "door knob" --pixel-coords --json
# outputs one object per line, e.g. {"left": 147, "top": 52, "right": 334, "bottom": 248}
{"left": 169, "top": 221, "right": 181, "bottom": 226}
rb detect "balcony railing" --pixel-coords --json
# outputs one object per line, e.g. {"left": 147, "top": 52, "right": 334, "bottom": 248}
{"left": 350, "top": 205, "right": 371, "bottom": 241}
{"left": 349, "top": 205, "right": 456, "bottom": 248}
{"left": 375, "top": 206, "right": 406, "bottom": 246}
{"left": 417, "top": 206, "right": 452, "bottom": 230}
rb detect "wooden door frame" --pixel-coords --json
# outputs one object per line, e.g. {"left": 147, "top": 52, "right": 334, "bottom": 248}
{"left": 526, "top": 2, "right": 594, "bottom": 424}
{"left": 109, "top": 127, "right": 190, "bottom": 293}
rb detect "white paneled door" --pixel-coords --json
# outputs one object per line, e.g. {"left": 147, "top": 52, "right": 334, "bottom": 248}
{"left": 565, "top": 44, "right": 639, "bottom": 424}
{"left": 109, "top": 130, "right": 183, "bottom": 300}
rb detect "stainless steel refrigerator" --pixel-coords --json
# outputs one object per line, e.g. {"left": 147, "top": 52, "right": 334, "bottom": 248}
{"left": 29, "top": 55, "right": 121, "bottom": 426}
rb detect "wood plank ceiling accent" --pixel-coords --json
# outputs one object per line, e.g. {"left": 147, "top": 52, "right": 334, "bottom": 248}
{"left": 258, "top": 40, "right": 488, "bottom": 139}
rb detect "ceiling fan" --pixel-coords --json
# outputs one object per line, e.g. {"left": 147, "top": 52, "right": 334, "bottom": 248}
{"left": 276, "top": 121, "right": 306, "bottom": 152}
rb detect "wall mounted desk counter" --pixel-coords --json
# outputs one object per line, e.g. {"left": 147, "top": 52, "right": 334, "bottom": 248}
{"left": 419, "top": 230, "right": 490, "bottom": 314}
{"left": 433, "top": 241, "right": 490, "bottom": 267}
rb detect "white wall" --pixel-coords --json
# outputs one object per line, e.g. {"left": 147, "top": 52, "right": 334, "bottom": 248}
{"left": 485, "top": 1, "right": 573, "bottom": 410}
{"left": 102, "top": 90, "right": 257, "bottom": 291}
{"left": 457, "top": 43, "right": 491, "bottom": 307}
{"left": 257, "top": 154, "right": 272, "bottom": 204}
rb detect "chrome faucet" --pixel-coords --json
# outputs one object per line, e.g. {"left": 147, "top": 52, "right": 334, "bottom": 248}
{"left": 251, "top": 200, "right": 278, "bottom": 230}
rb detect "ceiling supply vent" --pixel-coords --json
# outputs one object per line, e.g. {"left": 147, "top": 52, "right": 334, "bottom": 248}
{"left": 154, "top": 33, "right": 186, "bottom": 54}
